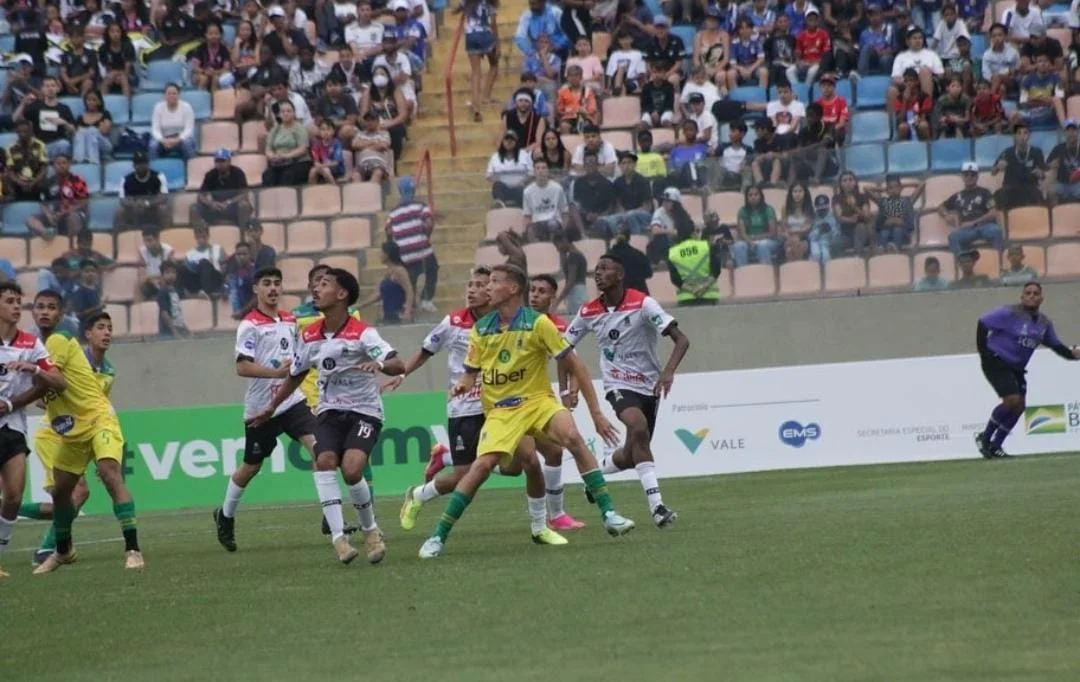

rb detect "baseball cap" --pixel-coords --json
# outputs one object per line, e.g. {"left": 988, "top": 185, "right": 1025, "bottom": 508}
{"left": 132, "top": 150, "right": 149, "bottom": 164}
{"left": 1065, "top": 119, "right": 1079, "bottom": 129}
{"left": 268, "top": 5, "right": 286, "bottom": 17}
{"left": 390, "top": 0, "right": 409, "bottom": 9}
{"left": 653, "top": 15, "right": 671, "bottom": 26}
{"left": 805, "top": 7, "right": 820, "bottom": 15}
{"left": 814, "top": 194, "right": 831, "bottom": 209}
{"left": 819, "top": 73, "right": 837, "bottom": 84}
{"left": 960, "top": 161, "right": 979, "bottom": 173}
{"left": 12, "top": 53, "right": 33, "bottom": 66}
{"left": 662, "top": 187, "right": 682, "bottom": 203}
{"left": 215, "top": 148, "right": 233, "bottom": 161}
{"left": 688, "top": 92, "right": 705, "bottom": 104}
{"left": 1029, "top": 22, "right": 1046, "bottom": 36}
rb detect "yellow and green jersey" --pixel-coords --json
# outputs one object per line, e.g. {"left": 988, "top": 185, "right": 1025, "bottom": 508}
{"left": 292, "top": 301, "right": 363, "bottom": 407}
{"left": 465, "top": 306, "right": 572, "bottom": 412}
{"left": 84, "top": 347, "right": 116, "bottom": 398}
{"left": 42, "top": 331, "right": 114, "bottom": 439}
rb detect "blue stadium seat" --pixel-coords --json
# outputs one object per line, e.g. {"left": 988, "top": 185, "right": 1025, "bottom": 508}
{"left": 0, "top": 132, "right": 15, "bottom": 150}
{"left": 150, "top": 158, "right": 186, "bottom": 191}
{"left": 849, "top": 111, "right": 890, "bottom": 144}
{"left": 855, "top": 76, "right": 889, "bottom": 109}
{"left": 671, "top": 26, "right": 695, "bottom": 61}
{"left": 0, "top": 36, "right": 15, "bottom": 53}
{"left": 887, "top": 141, "right": 928, "bottom": 174}
{"left": 184, "top": 90, "right": 212, "bottom": 120}
{"left": 844, "top": 144, "right": 886, "bottom": 176}
{"left": 60, "top": 96, "right": 86, "bottom": 120}
{"left": 104, "top": 160, "right": 134, "bottom": 195}
{"left": 642, "top": 0, "right": 662, "bottom": 14}
{"left": 930, "top": 138, "right": 973, "bottom": 172}
{"left": 88, "top": 197, "right": 120, "bottom": 232}
{"left": 140, "top": 61, "right": 185, "bottom": 91}
{"left": 131, "top": 93, "right": 160, "bottom": 124}
{"left": 0, "top": 71, "right": 7, "bottom": 93}
{"left": 729, "top": 86, "right": 767, "bottom": 103}
{"left": 222, "top": 23, "right": 237, "bottom": 45}
{"left": 2, "top": 203, "right": 37, "bottom": 236}
{"left": 969, "top": 34, "right": 987, "bottom": 57}
{"left": 1031, "top": 129, "right": 1060, "bottom": 156}
{"left": 71, "top": 163, "right": 103, "bottom": 193}
{"left": 104, "top": 95, "right": 131, "bottom": 124}
{"left": 975, "top": 134, "right": 1012, "bottom": 169}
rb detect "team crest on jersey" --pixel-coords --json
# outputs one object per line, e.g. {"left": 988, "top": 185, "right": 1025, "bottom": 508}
{"left": 608, "top": 329, "right": 621, "bottom": 341}
{"left": 498, "top": 350, "right": 511, "bottom": 363}
{"left": 279, "top": 337, "right": 289, "bottom": 350}
{"left": 322, "top": 358, "right": 337, "bottom": 370}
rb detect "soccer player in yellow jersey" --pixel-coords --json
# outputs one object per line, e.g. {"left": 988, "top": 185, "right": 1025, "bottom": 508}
{"left": 27, "top": 310, "right": 115, "bottom": 566}
{"left": 31, "top": 294, "right": 145, "bottom": 573}
{"left": 418, "top": 264, "right": 635, "bottom": 559}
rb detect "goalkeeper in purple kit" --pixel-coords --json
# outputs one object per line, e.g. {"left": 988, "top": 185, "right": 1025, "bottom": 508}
{"left": 975, "top": 283, "right": 1080, "bottom": 458}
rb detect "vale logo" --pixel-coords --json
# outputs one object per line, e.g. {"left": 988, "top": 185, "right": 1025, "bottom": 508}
{"left": 675, "top": 428, "right": 710, "bottom": 454}
{"left": 779, "top": 420, "right": 821, "bottom": 448}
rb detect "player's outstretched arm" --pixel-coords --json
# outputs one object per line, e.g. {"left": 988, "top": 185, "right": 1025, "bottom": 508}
{"left": 656, "top": 324, "right": 690, "bottom": 398}
{"left": 451, "top": 368, "right": 478, "bottom": 397}
{"left": 1043, "top": 323, "right": 1080, "bottom": 361}
{"left": 248, "top": 370, "right": 308, "bottom": 426}
{"left": 381, "top": 350, "right": 431, "bottom": 391}
{"left": 236, "top": 357, "right": 291, "bottom": 379}
{"left": 6, "top": 362, "right": 67, "bottom": 392}
{"left": 559, "top": 351, "right": 619, "bottom": 447}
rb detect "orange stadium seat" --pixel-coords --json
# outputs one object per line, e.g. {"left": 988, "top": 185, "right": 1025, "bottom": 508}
{"left": 319, "top": 255, "right": 359, "bottom": 278}
{"left": 1051, "top": 204, "right": 1080, "bottom": 237}
{"left": 1006, "top": 207, "right": 1050, "bottom": 241}
{"left": 128, "top": 301, "right": 159, "bottom": 336}
{"left": 977, "top": 171, "right": 1002, "bottom": 193}
{"left": 240, "top": 120, "right": 266, "bottom": 152}
{"left": 629, "top": 235, "right": 648, "bottom": 252}
{"left": 330, "top": 217, "right": 373, "bottom": 251}
{"left": 717, "top": 268, "right": 732, "bottom": 298}
{"left": 302, "top": 184, "right": 342, "bottom": 217}
{"left": 105, "top": 304, "right": 128, "bottom": 337}
{"left": 209, "top": 225, "right": 240, "bottom": 249}
{"left": 0, "top": 238, "right": 27, "bottom": 269}
{"left": 260, "top": 222, "right": 286, "bottom": 251}
{"left": 922, "top": 174, "right": 964, "bottom": 209}
{"left": 778, "top": 261, "right": 822, "bottom": 297}
{"left": 92, "top": 233, "right": 114, "bottom": 261}
{"left": 28, "top": 237, "right": 70, "bottom": 269}
{"left": 102, "top": 267, "right": 139, "bottom": 304}
{"left": 918, "top": 213, "right": 951, "bottom": 247}
{"left": 762, "top": 187, "right": 786, "bottom": 211}
{"left": 486, "top": 208, "right": 525, "bottom": 239}
{"left": 646, "top": 275, "right": 677, "bottom": 304}
{"left": 914, "top": 250, "right": 956, "bottom": 282}
{"left": 341, "top": 182, "right": 382, "bottom": 214}
{"left": 162, "top": 228, "right": 197, "bottom": 254}
{"left": 681, "top": 194, "right": 704, "bottom": 225}
{"left": 181, "top": 299, "right": 214, "bottom": 332}
{"left": 115, "top": 230, "right": 142, "bottom": 264}
{"left": 286, "top": 220, "right": 329, "bottom": 254}
{"left": 1001, "top": 245, "right": 1045, "bottom": 277}
{"left": 562, "top": 134, "right": 583, "bottom": 151}
{"left": 233, "top": 155, "right": 267, "bottom": 187}
{"left": 279, "top": 257, "right": 314, "bottom": 291}
{"left": 824, "top": 257, "right": 867, "bottom": 293}
{"left": 1046, "top": 243, "right": 1080, "bottom": 278}
{"left": 706, "top": 192, "right": 741, "bottom": 225}
{"left": 591, "top": 33, "right": 611, "bottom": 60}
{"left": 578, "top": 238, "right": 607, "bottom": 271}
{"left": 186, "top": 157, "right": 215, "bottom": 190}
{"left": 213, "top": 88, "right": 237, "bottom": 120}
{"left": 867, "top": 254, "right": 912, "bottom": 290}
{"left": 601, "top": 97, "right": 641, "bottom": 129}
{"left": 257, "top": 187, "right": 299, "bottom": 220}
{"left": 523, "top": 242, "right": 559, "bottom": 275}
{"left": 17, "top": 271, "right": 38, "bottom": 299}
{"left": 602, "top": 131, "right": 634, "bottom": 151}
{"left": 648, "top": 128, "right": 676, "bottom": 148}
{"left": 215, "top": 299, "right": 239, "bottom": 331}
{"left": 974, "top": 248, "right": 1000, "bottom": 278}
{"left": 199, "top": 121, "right": 240, "bottom": 155}
{"left": 732, "top": 264, "right": 776, "bottom": 299}
{"left": 171, "top": 191, "right": 199, "bottom": 226}
{"left": 474, "top": 244, "right": 503, "bottom": 266}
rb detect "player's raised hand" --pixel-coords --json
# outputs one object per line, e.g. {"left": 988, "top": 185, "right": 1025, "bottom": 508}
{"left": 592, "top": 411, "right": 620, "bottom": 448}
{"left": 381, "top": 376, "right": 404, "bottom": 393}
{"left": 653, "top": 371, "right": 674, "bottom": 398}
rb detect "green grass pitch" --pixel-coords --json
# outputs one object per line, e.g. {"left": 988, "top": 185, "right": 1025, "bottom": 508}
{"left": 4, "top": 455, "right": 1079, "bottom": 682}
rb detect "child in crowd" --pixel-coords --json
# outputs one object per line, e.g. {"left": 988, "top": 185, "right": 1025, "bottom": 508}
{"left": 310, "top": 118, "right": 346, "bottom": 184}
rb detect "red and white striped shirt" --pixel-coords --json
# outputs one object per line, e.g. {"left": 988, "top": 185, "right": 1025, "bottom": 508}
{"left": 385, "top": 201, "right": 434, "bottom": 265}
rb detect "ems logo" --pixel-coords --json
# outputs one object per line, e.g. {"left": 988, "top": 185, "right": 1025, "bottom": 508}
{"left": 322, "top": 358, "right": 337, "bottom": 370}
{"left": 498, "top": 350, "right": 511, "bottom": 363}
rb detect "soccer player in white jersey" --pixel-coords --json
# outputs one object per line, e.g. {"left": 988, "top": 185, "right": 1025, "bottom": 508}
{"left": 249, "top": 268, "right": 405, "bottom": 565}
{"left": 565, "top": 254, "right": 690, "bottom": 527}
{"left": 0, "top": 282, "right": 67, "bottom": 577}
{"left": 214, "top": 266, "right": 321, "bottom": 553}
{"left": 527, "top": 274, "right": 586, "bottom": 531}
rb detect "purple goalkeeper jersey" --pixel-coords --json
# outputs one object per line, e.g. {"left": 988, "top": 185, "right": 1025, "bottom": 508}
{"left": 979, "top": 304, "right": 1062, "bottom": 369}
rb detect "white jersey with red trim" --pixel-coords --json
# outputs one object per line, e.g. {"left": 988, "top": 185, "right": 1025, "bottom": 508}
{"left": 235, "top": 309, "right": 305, "bottom": 420}
{"left": 0, "top": 331, "right": 55, "bottom": 435}
{"left": 292, "top": 317, "right": 396, "bottom": 419}
{"left": 421, "top": 307, "right": 484, "bottom": 419}
{"left": 565, "top": 289, "right": 675, "bottom": 396}
{"left": 544, "top": 311, "right": 569, "bottom": 333}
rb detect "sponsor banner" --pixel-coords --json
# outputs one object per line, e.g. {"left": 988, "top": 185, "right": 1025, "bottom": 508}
{"left": 564, "top": 349, "right": 1080, "bottom": 485}
{"left": 27, "top": 350, "right": 1080, "bottom": 513}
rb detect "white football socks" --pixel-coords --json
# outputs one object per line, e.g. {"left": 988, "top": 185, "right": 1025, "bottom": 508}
{"left": 417, "top": 480, "right": 441, "bottom": 502}
{"left": 314, "top": 471, "right": 345, "bottom": 540}
{"left": 222, "top": 480, "right": 244, "bottom": 518}
{"left": 600, "top": 453, "right": 621, "bottom": 475}
{"left": 542, "top": 463, "right": 565, "bottom": 519}
{"left": 527, "top": 496, "right": 547, "bottom": 534}
{"left": 346, "top": 479, "right": 377, "bottom": 532}
{"left": 440, "top": 449, "right": 454, "bottom": 467}
{"left": 635, "top": 461, "right": 663, "bottom": 511}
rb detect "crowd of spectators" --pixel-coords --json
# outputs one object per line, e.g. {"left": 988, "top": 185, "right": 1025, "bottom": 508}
{"left": 481, "top": 0, "right": 1080, "bottom": 305}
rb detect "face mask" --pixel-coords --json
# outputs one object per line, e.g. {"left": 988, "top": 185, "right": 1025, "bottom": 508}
{"left": 373, "top": 74, "right": 389, "bottom": 87}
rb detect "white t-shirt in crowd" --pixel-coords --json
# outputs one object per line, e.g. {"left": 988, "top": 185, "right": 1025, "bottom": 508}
{"left": 486, "top": 150, "right": 534, "bottom": 187}
{"left": 766, "top": 99, "right": 806, "bottom": 135}
{"left": 891, "top": 48, "right": 946, "bottom": 78}
{"left": 1002, "top": 6, "right": 1044, "bottom": 39}
{"left": 522, "top": 180, "right": 569, "bottom": 222}
{"left": 605, "top": 49, "right": 647, "bottom": 81}
{"left": 932, "top": 18, "right": 971, "bottom": 58}
{"left": 689, "top": 109, "right": 719, "bottom": 150}
{"left": 680, "top": 80, "right": 721, "bottom": 112}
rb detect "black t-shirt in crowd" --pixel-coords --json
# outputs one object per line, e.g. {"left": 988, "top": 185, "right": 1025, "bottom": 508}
{"left": 997, "top": 144, "right": 1046, "bottom": 187}
{"left": 159, "top": 11, "right": 196, "bottom": 43}
{"left": 122, "top": 170, "right": 166, "bottom": 198}
{"left": 612, "top": 172, "right": 652, "bottom": 212}
{"left": 608, "top": 240, "right": 652, "bottom": 294}
{"left": 640, "top": 80, "right": 675, "bottom": 115}
{"left": 22, "top": 101, "right": 75, "bottom": 143}
{"left": 643, "top": 35, "right": 686, "bottom": 69}
{"left": 264, "top": 28, "right": 310, "bottom": 58}
{"left": 1020, "top": 39, "right": 1063, "bottom": 64}
{"left": 502, "top": 109, "right": 542, "bottom": 147}
{"left": 61, "top": 48, "right": 99, "bottom": 80}
{"left": 765, "top": 34, "right": 796, "bottom": 65}
{"left": 573, "top": 172, "right": 615, "bottom": 215}
{"left": 199, "top": 165, "right": 249, "bottom": 200}
{"left": 1048, "top": 141, "right": 1080, "bottom": 184}
{"left": 98, "top": 41, "right": 136, "bottom": 72}
{"left": 251, "top": 62, "right": 288, "bottom": 88}
{"left": 944, "top": 187, "right": 995, "bottom": 223}
{"left": 316, "top": 92, "right": 359, "bottom": 122}
{"left": 754, "top": 134, "right": 793, "bottom": 155}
